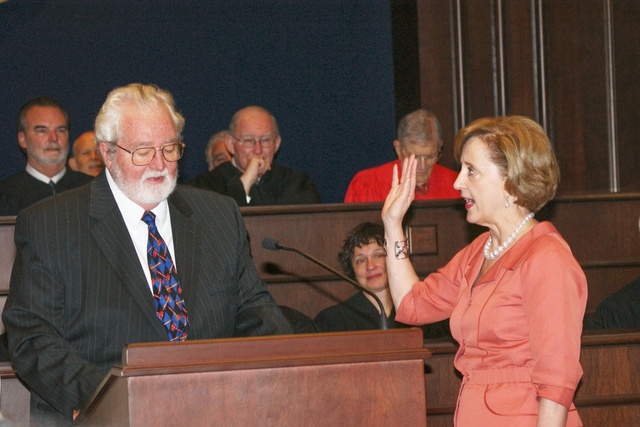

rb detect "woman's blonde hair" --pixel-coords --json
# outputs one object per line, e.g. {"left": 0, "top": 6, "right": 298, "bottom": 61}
{"left": 453, "top": 116, "right": 559, "bottom": 212}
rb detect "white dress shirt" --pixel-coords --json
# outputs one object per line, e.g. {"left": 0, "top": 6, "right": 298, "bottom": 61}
{"left": 105, "top": 169, "right": 176, "bottom": 293}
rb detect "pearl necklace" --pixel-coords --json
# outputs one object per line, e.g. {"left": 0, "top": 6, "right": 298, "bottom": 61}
{"left": 483, "top": 212, "right": 535, "bottom": 260}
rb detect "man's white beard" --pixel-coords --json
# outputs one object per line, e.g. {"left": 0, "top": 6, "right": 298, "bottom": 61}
{"left": 110, "top": 162, "right": 177, "bottom": 206}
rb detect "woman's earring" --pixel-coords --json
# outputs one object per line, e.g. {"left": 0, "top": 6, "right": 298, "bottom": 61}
{"left": 505, "top": 196, "right": 510, "bottom": 208}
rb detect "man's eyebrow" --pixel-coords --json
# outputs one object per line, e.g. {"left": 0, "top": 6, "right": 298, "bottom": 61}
{"left": 32, "top": 125, "right": 68, "bottom": 130}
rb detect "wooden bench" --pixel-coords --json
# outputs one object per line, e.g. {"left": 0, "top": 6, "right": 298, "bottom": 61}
{"left": 238, "top": 193, "right": 640, "bottom": 317}
{"left": 422, "top": 331, "right": 640, "bottom": 427}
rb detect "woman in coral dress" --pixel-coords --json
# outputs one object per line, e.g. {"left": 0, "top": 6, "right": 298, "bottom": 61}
{"left": 382, "top": 116, "right": 587, "bottom": 426}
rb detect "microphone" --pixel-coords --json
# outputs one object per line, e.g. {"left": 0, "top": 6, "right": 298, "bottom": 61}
{"left": 262, "top": 237, "right": 389, "bottom": 330}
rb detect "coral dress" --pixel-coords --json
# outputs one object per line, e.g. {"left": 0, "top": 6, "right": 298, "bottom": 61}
{"left": 395, "top": 222, "right": 587, "bottom": 426}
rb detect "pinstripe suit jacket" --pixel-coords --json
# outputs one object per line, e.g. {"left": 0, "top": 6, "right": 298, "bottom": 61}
{"left": 2, "top": 171, "right": 292, "bottom": 419}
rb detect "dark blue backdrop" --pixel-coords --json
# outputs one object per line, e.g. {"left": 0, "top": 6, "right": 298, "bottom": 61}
{"left": 0, "top": 1, "right": 397, "bottom": 203}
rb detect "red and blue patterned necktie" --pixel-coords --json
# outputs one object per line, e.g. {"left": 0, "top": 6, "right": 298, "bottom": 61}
{"left": 142, "top": 211, "right": 190, "bottom": 342}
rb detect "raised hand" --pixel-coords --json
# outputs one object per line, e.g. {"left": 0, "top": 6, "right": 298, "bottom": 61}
{"left": 382, "top": 154, "right": 417, "bottom": 227}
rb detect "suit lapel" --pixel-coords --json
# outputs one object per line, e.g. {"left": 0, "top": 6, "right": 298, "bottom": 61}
{"left": 168, "top": 189, "right": 201, "bottom": 322}
{"left": 87, "top": 173, "right": 167, "bottom": 340}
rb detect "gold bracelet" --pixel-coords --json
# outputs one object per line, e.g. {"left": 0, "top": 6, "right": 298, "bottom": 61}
{"left": 394, "top": 239, "right": 409, "bottom": 260}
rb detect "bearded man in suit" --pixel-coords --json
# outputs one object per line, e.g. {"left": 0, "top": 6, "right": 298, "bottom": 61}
{"left": 2, "top": 83, "right": 292, "bottom": 425}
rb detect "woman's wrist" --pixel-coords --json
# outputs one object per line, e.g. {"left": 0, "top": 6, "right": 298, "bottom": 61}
{"left": 384, "top": 235, "right": 410, "bottom": 260}
{"left": 392, "top": 239, "right": 409, "bottom": 260}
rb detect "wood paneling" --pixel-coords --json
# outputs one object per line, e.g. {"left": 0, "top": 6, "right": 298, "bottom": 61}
{"left": 503, "top": 0, "right": 537, "bottom": 118}
{"left": 242, "top": 200, "right": 478, "bottom": 317}
{"left": 458, "top": 0, "right": 496, "bottom": 118}
{"left": 416, "top": 0, "right": 458, "bottom": 170}
{"left": 3, "top": 193, "right": 640, "bottom": 317}
{"left": 422, "top": 332, "right": 640, "bottom": 426}
{"left": 406, "top": 0, "right": 640, "bottom": 195}
{"left": 613, "top": 0, "right": 640, "bottom": 192}
{"left": 543, "top": 0, "right": 609, "bottom": 193}
{"left": 236, "top": 194, "right": 640, "bottom": 317}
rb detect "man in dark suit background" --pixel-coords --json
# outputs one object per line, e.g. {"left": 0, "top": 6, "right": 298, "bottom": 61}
{"left": 0, "top": 97, "right": 93, "bottom": 216}
{"left": 189, "top": 106, "right": 321, "bottom": 206}
{"left": 2, "top": 84, "right": 292, "bottom": 425}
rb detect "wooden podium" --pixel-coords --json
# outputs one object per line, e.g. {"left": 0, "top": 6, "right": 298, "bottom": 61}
{"left": 75, "top": 328, "right": 430, "bottom": 426}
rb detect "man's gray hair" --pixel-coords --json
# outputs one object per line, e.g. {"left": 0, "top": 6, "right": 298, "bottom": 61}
{"left": 95, "top": 83, "right": 185, "bottom": 155}
{"left": 397, "top": 109, "right": 443, "bottom": 146}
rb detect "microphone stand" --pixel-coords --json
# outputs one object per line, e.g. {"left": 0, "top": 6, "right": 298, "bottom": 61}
{"left": 263, "top": 238, "right": 389, "bottom": 330}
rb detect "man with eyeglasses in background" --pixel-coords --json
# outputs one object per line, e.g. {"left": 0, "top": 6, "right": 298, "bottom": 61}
{"left": 0, "top": 97, "right": 93, "bottom": 216}
{"left": 190, "top": 105, "right": 321, "bottom": 206}
{"left": 344, "top": 109, "right": 460, "bottom": 203}
{"left": 3, "top": 84, "right": 292, "bottom": 425}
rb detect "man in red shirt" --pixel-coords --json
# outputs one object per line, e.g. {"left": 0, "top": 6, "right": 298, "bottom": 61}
{"left": 344, "top": 109, "right": 460, "bottom": 203}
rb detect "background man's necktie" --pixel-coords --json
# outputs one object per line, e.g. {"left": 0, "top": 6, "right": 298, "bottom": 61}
{"left": 415, "top": 181, "right": 429, "bottom": 195}
{"left": 141, "top": 211, "right": 190, "bottom": 341}
{"left": 48, "top": 180, "right": 56, "bottom": 195}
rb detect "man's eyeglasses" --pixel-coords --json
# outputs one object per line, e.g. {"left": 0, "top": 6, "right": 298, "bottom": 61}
{"left": 230, "top": 135, "right": 276, "bottom": 149}
{"left": 116, "top": 142, "right": 185, "bottom": 166}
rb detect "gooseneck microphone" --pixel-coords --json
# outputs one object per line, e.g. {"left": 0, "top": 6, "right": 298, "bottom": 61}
{"left": 262, "top": 237, "right": 389, "bottom": 330}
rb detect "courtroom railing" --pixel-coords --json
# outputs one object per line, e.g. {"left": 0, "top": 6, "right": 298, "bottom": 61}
{"left": 3, "top": 192, "right": 640, "bottom": 318}
{"left": 239, "top": 193, "right": 640, "bottom": 317}
{"left": 421, "top": 330, "right": 640, "bottom": 427}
